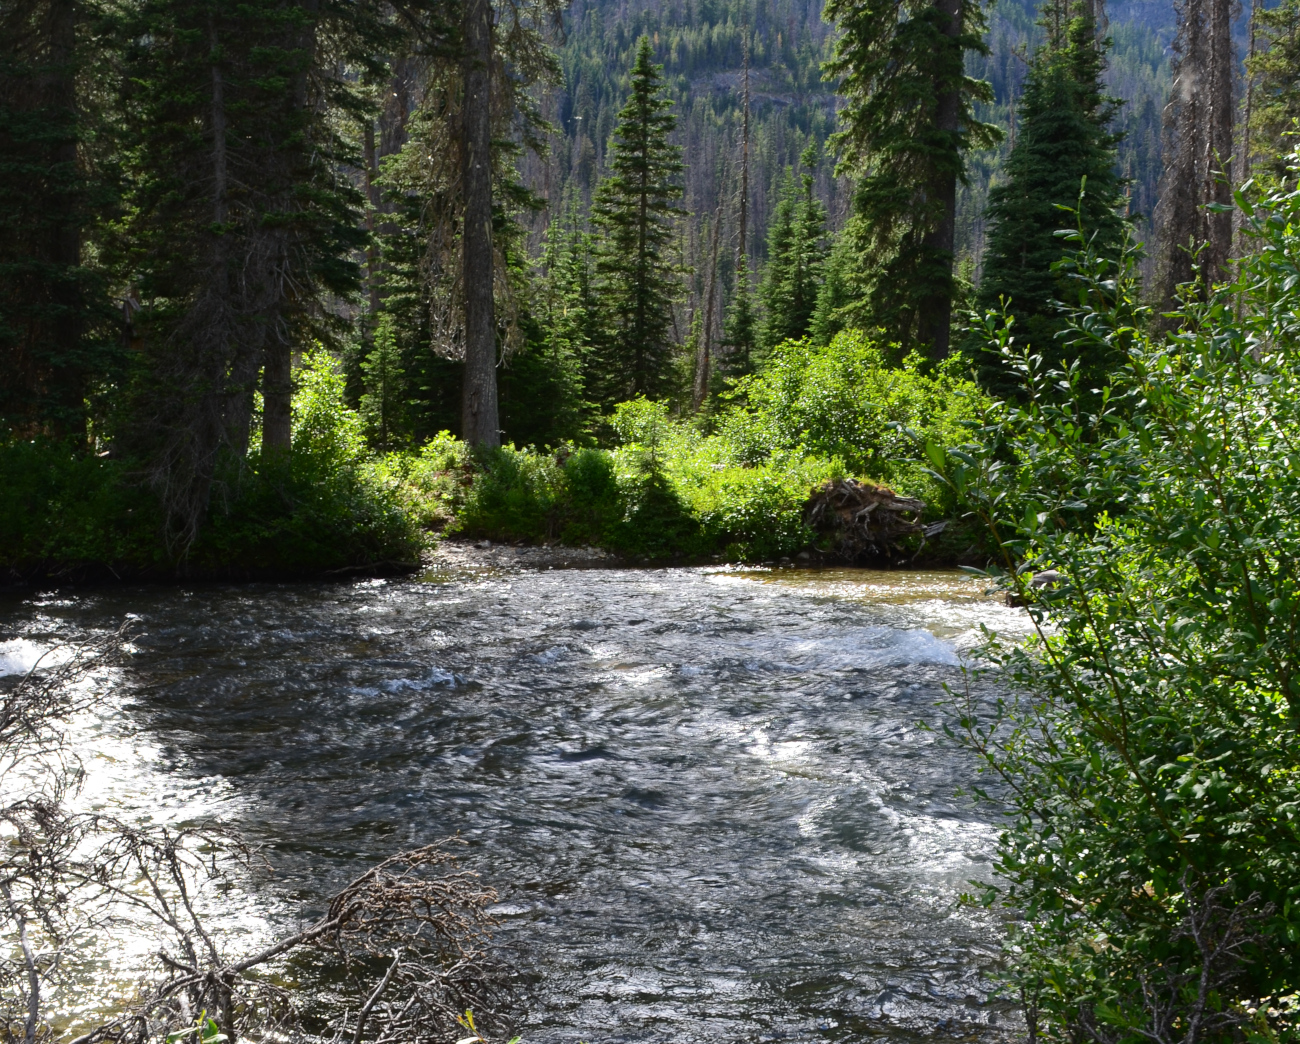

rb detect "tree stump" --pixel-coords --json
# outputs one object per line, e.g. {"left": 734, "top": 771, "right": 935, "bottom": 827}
{"left": 803, "top": 479, "right": 946, "bottom": 561}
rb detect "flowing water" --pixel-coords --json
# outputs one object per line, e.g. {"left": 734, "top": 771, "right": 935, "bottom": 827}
{"left": 0, "top": 564, "right": 1031, "bottom": 1043}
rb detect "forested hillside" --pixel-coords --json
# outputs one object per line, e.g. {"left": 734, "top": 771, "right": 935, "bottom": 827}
{"left": 528, "top": 0, "right": 1173, "bottom": 312}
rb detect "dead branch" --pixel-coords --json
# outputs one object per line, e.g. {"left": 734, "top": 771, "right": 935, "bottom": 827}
{"left": 803, "top": 478, "right": 946, "bottom": 561}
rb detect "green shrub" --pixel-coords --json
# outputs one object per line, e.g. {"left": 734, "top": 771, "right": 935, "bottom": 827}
{"left": 2, "top": 350, "right": 422, "bottom": 579}
{"left": 716, "top": 331, "right": 988, "bottom": 514}
{"left": 0, "top": 440, "right": 164, "bottom": 576}
{"left": 193, "top": 350, "right": 421, "bottom": 573}
{"left": 451, "top": 445, "right": 566, "bottom": 542}
{"left": 935, "top": 180, "right": 1300, "bottom": 1044}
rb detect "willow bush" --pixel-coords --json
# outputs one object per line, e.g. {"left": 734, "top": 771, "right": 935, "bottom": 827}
{"left": 934, "top": 176, "right": 1300, "bottom": 1043}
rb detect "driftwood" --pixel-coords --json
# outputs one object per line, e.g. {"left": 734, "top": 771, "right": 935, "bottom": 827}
{"left": 804, "top": 479, "right": 947, "bottom": 561}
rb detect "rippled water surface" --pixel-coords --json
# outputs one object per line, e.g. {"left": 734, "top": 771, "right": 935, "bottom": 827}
{"left": 0, "top": 566, "right": 1029, "bottom": 1043}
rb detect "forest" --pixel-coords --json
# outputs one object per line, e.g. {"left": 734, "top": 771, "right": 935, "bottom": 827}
{"left": 7, "top": 0, "right": 1300, "bottom": 1035}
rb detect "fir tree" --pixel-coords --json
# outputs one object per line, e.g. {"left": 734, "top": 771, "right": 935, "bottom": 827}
{"left": 759, "top": 144, "right": 827, "bottom": 353}
{"left": 825, "top": 0, "right": 999, "bottom": 358}
{"left": 360, "top": 315, "right": 407, "bottom": 451}
{"left": 809, "top": 230, "right": 859, "bottom": 347}
{"left": 0, "top": 0, "right": 118, "bottom": 440}
{"left": 977, "top": 2, "right": 1126, "bottom": 391}
{"left": 718, "top": 253, "right": 757, "bottom": 382}
{"left": 591, "top": 36, "right": 686, "bottom": 405}
{"left": 1248, "top": 0, "right": 1300, "bottom": 186}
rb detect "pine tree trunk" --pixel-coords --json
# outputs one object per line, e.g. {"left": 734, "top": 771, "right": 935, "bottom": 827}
{"left": 45, "top": 0, "right": 84, "bottom": 439}
{"left": 1205, "top": 0, "right": 1234, "bottom": 280}
{"left": 738, "top": 35, "right": 750, "bottom": 262}
{"left": 259, "top": 0, "right": 317, "bottom": 456}
{"left": 693, "top": 209, "right": 721, "bottom": 411}
{"left": 1154, "top": 0, "right": 1234, "bottom": 312}
{"left": 460, "top": 0, "right": 500, "bottom": 448}
{"left": 916, "top": 0, "right": 963, "bottom": 360}
{"left": 364, "top": 120, "right": 381, "bottom": 319}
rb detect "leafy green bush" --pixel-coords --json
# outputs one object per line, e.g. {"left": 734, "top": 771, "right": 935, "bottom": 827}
{"left": 716, "top": 331, "right": 988, "bottom": 514}
{"left": 2, "top": 350, "right": 422, "bottom": 579}
{"left": 935, "top": 181, "right": 1300, "bottom": 1044}
{"left": 0, "top": 439, "right": 164, "bottom": 576}
{"left": 193, "top": 350, "right": 421, "bottom": 574}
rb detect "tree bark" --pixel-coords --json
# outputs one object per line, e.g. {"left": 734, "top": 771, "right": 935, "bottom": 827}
{"left": 1154, "top": 0, "right": 1234, "bottom": 313}
{"left": 693, "top": 209, "right": 722, "bottom": 411}
{"left": 1204, "top": 0, "right": 1234, "bottom": 281}
{"left": 916, "top": 0, "right": 963, "bottom": 361}
{"left": 364, "top": 120, "right": 381, "bottom": 319}
{"left": 460, "top": 0, "right": 499, "bottom": 447}
{"left": 738, "top": 34, "right": 750, "bottom": 263}
{"left": 46, "top": 0, "right": 84, "bottom": 439}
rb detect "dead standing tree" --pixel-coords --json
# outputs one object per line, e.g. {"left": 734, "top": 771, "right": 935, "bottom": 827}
{"left": 1152, "top": 0, "right": 1236, "bottom": 317}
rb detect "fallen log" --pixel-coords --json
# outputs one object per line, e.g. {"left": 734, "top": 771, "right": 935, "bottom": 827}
{"left": 803, "top": 479, "right": 947, "bottom": 562}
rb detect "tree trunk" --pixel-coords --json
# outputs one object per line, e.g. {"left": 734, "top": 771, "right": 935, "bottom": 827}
{"left": 693, "top": 209, "right": 721, "bottom": 411}
{"left": 364, "top": 120, "right": 381, "bottom": 319}
{"left": 738, "top": 34, "right": 750, "bottom": 263}
{"left": 260, "top": 0, "right": 319, "bottom": 456}
{"left": 916, "top": 0, "right": 963, "bottom": 361}
{"left": 1204, "top": 0, "right": 1234, "bottom": 281}
{"left": 1154, "top": 0, "right": 1234, "bottom": 314}
{"left": 45, "top": 0, "right": 84, "bottom": 440}
{"left": 460, "top": 0, "right": 499, "bottom": 448}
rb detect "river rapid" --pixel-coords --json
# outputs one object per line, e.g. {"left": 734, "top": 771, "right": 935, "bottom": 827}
{"left": 0, "top": 563, "right": 1030, "bottom": 1043}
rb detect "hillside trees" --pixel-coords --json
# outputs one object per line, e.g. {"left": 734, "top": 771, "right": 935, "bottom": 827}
{"left": 759, "top": 143, "right": 828, "bottom": 353}
{"left": 977, "top": 0, "right": 1126, "bottom": 389}
{"left": 825, "top": 0, "right": 1000, "bottom": 359}
{"left": 591, "top": 36, "right": 686, "bottom": 404}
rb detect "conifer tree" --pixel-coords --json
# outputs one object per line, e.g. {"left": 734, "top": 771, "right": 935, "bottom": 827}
{"left": 0, "top": 0, "right": 118, "bottom": 440}
{"left": 759, "top": 144, "right": 827, "bottom": 353}
{"left": 591, "top": 36, "right": 685, "bottom": 404}
{"left": 977, "top": 1, "right": 1126, "bottom": 389}
{"left": 809, "top": 230, "right": 858, "bottom": 347}
{"left": 1248, "top": 0, "right": 1300, "bottom": 185}
{"left": 360, "top": 315, "right": 407, "bottom": 451}
{"left": 718, "top": 254, "right": 757, "bottom": 381}
{"left": 825, "top": 0, "right": 999, "bottom": 358}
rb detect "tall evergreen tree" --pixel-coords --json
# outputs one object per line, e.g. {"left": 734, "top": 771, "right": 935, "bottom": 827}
{"left": 759, "top": 144, "right": 827, "bottom": 353}
{"left": 360, "top": 314, "right": 408, "bottom": 450}
{"left": 0, "top": 0, "right": 118, "bottom": 440}
{"left": 1247, "top": 0, "right": 1300, "bottom": 186}
{"left": 825, "top": 0, "right": 999, "bottom": 358}
{"left": 115, "top": 0, "right": 406, "bottom": 548}
{"left": 977, "top": 2, "right": 1126, "bottom": 389}
{"left": 591, "top": 36, "right": 685, "bottom": 405}
{"left": 718, "top": 253, "right": 757, "bottom": 382}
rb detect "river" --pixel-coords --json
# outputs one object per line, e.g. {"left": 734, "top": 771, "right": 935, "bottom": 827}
{"left": 0, "top": 563, "right": 1029, "bottom": 1043}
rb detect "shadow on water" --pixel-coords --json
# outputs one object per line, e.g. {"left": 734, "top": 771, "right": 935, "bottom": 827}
{"left": 0, "top": 567, "right": 1028, "bottom": 1043}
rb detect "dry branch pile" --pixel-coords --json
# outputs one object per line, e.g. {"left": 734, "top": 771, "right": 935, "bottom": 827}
{"left": 803, "top": 479, "right": 946, "bottom": 561}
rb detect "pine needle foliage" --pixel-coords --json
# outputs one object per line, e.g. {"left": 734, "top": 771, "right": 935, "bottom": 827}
{"left": 1248, "top": 0, "right": 1300, "bottom": 186}
{"left": 824, "top": 0, "right": 1000, "bottom": 358}
{"left": 976, "top": 2, "right": 1126, "bottom": 393}
{"left": 759, "top": 143, "right": 827, "bottom": 355}
{"left": 592, "top": 36, "right": 686, "bottom": 405}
